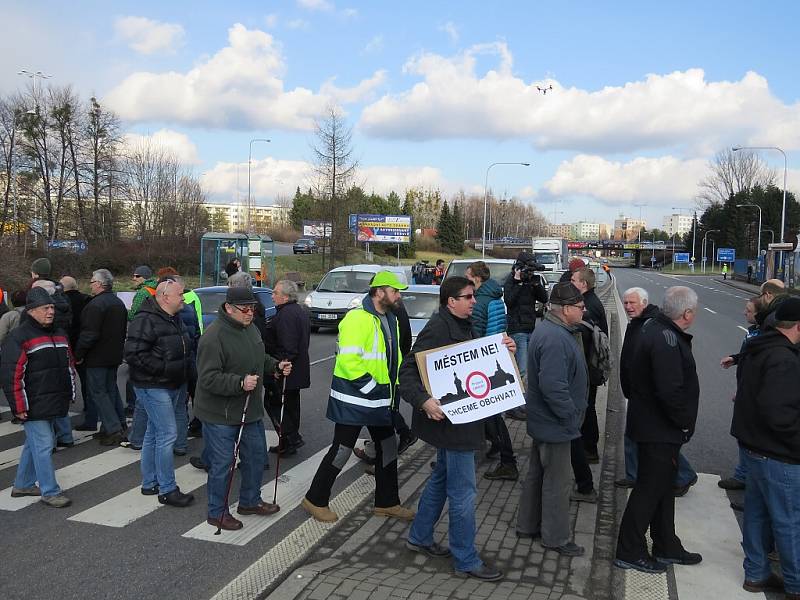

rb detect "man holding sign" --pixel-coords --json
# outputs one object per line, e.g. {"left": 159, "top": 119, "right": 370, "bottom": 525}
{"left": 399, "top": 276, "right": 516, "bottom": 581}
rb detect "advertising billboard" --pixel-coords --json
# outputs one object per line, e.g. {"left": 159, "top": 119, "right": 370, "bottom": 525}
{"left": 302, "top": 220, "right": 332, "bottom": 238}
{"left": 355, "top": 214, "right": 411, "bottom": 243}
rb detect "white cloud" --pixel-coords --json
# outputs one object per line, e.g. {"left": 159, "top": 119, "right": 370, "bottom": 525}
{"left": 114, "top": 16, "right": 185, "bottom": 55}
{"left": 297, "top": 0, "right": 334, "bottom": 11}
{"left": 264, "top": 14, "right": 278, "bottom": 28}
{"left": 321, "top": 70, "right": 386, "bottom": 104}
{"left": 518, "top": 185, "right": 538, "bottom": 199}
{"left": 543, "top": 154, "right": 708, "bottom": 207}
{"left": 104, "top": 23, "right": 385, "bottom": 130}
{"left": 360, "top": 43, "right": 800, "bottom": 153}
{"left": 362, "top": 34, "right": 384, "bottom": 55}
{"left": 122, "top": 129, "right": 201, "bottom": 165}
{"left": 439, "top": 21, "right": 459, "bottom": 44}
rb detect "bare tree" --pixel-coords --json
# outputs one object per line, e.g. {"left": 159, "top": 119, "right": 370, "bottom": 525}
{"left": 310, "top": 104, "right": 357, "bottom": 269}
{"left": 82, "top": 97, "right": 122, "bottom": 243}
{"left": 0, "top": 96, "right": 24, "bottom": 246}
{"left": 698, "top": 148, "right": 776, "bottom": 207}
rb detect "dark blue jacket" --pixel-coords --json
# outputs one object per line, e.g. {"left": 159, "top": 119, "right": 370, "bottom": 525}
{"left": 471, "top": 279, "right": 506, "bottom": 338}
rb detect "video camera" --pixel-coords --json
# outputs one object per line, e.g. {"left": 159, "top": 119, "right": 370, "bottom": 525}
{"left": 513, "top": 252, "right": 545, "bottom": 284}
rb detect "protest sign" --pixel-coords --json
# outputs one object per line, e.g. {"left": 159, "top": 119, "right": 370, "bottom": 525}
{"left": 415, "top": 333, "right": 524, "bottom": 424}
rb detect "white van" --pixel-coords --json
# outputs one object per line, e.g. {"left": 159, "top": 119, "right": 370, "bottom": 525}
{"left": 303, "top": 264, "right": 409, "bottom": 332}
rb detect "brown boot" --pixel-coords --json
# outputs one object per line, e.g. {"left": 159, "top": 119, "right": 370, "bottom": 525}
{"left": 207, "top": 513, "right": 243, "bottom": 531}
{"left": 301, "top": 498, "right": 338, "bottom": 522}
{"left": 238, "top": 501, "right": 280, "bottom": 516}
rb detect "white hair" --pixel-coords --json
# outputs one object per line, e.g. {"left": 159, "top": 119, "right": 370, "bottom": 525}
{"left": 662, "top": 286, "right": 698, "bottom": 319}
{"left": 92, "top": 269, "right": 114, "bottom": 290}
{"left": 274, "top": 280, "right": 299, "bottom": 302}
{"left": 623, "top": 287, "right": 649, "bottom": 304}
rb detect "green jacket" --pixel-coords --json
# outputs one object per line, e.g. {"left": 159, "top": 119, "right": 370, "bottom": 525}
{"left": 193, "top": 306, "right": 279, "bottom": 425}
{"left": 128, "top": 278, "right": 158, "bottom": 321}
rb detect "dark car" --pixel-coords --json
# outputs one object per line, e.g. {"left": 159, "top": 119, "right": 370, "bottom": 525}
{"left": 193, "top": 286, "right": 276, "bottom": 329}
{"left": 293, "top": 238, "right": 317, "bottom": 254}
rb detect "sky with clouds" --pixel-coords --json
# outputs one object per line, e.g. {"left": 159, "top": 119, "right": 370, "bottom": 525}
{"left": 3, "top": 1, "right": 799, "bottom": 229}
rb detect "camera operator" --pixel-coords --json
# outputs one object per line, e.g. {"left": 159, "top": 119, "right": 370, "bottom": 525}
{"left": 504, "top": 252, "right": 548, "bottom": 421}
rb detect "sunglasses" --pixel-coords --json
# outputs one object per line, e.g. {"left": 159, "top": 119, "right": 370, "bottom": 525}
{"left": 232, "top": 304, "right": 256, "bottom": 314}
{"left": 132, "top": 274, "right": 143, "bottom": 279}
{"left": 454, "top": 293, "right": 475, "bottom": 300}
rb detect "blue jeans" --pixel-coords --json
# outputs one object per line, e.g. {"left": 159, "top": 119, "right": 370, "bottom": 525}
{"left": 53, "top": 416, "right": 74, "bottom": 444}
{"left": 130, "top": 386, "right": 188, "bottom": 451}
{"left": 511, "top": 332, "right": 530, "bottom": 378}
{"left": 624, "top": 436, "right": 696, "bottom": 486}
{"left": 15, "top": 419, "right": 61, "bottom": 497}
{"left": 733, "top": 446, "right": 748, "bottom": 482}
{"left": 742, "top": 449, "right": 800, "bottom": 593}
{"left": 129, "top": 396, "right": 148, "bottom": 447}
{"left": 203, "top": 420, "right": 267, "bottom": 518}
{"left": 87, "top": 367, "right": 124, "bottom": 434}
{"left": 135, "top": 386, "right": 183, "bottom": 494}
{"left": 409, "top": 448, "right": 481, "bottom": 572}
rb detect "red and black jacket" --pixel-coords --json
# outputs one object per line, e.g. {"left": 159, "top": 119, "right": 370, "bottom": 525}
{"left": 0, "top": 313, "right": 76, "bottom": 419}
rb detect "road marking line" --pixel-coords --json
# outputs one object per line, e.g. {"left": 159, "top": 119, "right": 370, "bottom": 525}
{"left": 0, "top": 447, "right": 141, "bottom": 511}
{"left": 0, "top": 431, "right": 97, "bottom": 470}
{"left": 737, "top": 326, "right": 749, "bottom": 333}
{"left": 0, "top": 411, "right": 79, "bottom": 439}
{"left": 181, "top": 439, "right": 366, "bottom": 545}
{"left": 703, "top": 307, "right": 717, "bottom": 314}
{"left": 310, "top": 355, "right": 335, "bottom": 366}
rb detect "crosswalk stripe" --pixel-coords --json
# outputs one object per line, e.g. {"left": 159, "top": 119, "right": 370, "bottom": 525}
{"left": 181, "top": 439, "right": 366, "bottom": 546}
{"left": 0, "top": 446, "right": 141, "bottom": 511}
{"left": 0, "top": 431, "right": 97, "bottom": 470}
{"left": 0, "top": 412, "right": 79, "bottom": 439}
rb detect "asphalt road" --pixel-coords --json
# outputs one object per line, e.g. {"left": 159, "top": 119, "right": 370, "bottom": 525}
{"left": 274, "top": 241, "right": 294, "bottom": 256}
{"left": 0, "top": 328, "right": 420, "bottom": 600}
{"left": 611, "top": 268, "right": 754, "bottom": 477}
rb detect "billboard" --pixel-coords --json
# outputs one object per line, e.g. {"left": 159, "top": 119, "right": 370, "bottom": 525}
{"left": 302, "top": 220, "right": 332, "bottom": 238}
{"left": 355, "top": 214, "right": 411, "bottom": 243}
{"left": 717, "top": 247, "right": 735, "bottom": 262}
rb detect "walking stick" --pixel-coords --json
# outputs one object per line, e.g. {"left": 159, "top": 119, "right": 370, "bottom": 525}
{"left": 272, "top": 376, "right": 288, "bottom": 506}
{"left": 215, "top": 389, "right": 253, "bottom": 535}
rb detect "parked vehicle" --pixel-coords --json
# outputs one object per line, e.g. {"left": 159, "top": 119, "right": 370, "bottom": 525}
{"left": 302, "top": 264, "right": 409, "bottom": 332}
{"left": 401, "top": 285, "right": 440, "bottom": 346}
{"left": 193, "top": 286, "right": 276, "bottom": 329}
{"left": 292, "top": 238, "right": 317, "bottom": 254}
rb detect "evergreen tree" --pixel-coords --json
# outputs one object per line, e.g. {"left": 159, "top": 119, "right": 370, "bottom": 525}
{"left": 289, "top": 186, "right": 317, "bottom": 231}
{"left": 436, "top": 200, "right": 453, "bottom": 251}
{"left": 450, "top": 201, "right": 465, "bottom": 254}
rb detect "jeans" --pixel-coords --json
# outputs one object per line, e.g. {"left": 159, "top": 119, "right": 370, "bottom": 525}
{"left": 53, "top": 416, "right": 74, "bottom": 444}
{"left": 519, "top": 440, "right": 573, "bottom": 547}
{"left": 511, "top": 332, "right": 530, "bottom": 378}
{"left": 742, "top": 449, "right": 800, "bottom": 593}
{"left": 129, "top": 395, "right": 148, "bottom": 447}
{"left": 624, "top": 435, "right": 697, "bottom": 487}
{"left": 409, "top": 448, "right": 482, "bottom": 572}
{"left": 733, "top": 446, "right": 748, "bottom": 482}
{"left": 87, "top": 367, "right": 123, "bottom": 434}
{"left": 16, "top": 419, "right": 61, "bottom": 497}
{"left": 203, "top": 420, "right": 267, "bottom": 518}
{"left": 173, "top": 387, "right": 189, "bottom": 453}
{"left": 135, "top": 386, "right": 183, "bottom": 494}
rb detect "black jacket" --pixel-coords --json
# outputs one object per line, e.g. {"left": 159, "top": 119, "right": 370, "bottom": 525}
{"left": 395, "top": 301, "right": 412, "bottom": 356}
{"left": 75, "top": 290, "right": 128, "bottom": 367}
{"left": 620, "top": 304, "right": 660, "bottom": 399}
{"left": 583, "top": 289, "right": 608, "bottom": 335}
{"left": 63, "top": 289, "right": 90, "bottom": 347}
{"left": 0, "top": 313, "right": 75, "bottom": 419}
{"left": 123, "top": 296, "right": 192, "bottom": 389}
{"left": 265, "top": 301, "right": 310, "bottom": 391}
{"left": 399, "top": 306, "right": 483, "bottom": 451}
{"left": 503, "top": 272, "right": 548, "bottom": 335}
{"left": 625, "top": 312, "right": 699, "bottom": 444}
{"left": 732, "top": 330, "right": 800, "bottom": 464}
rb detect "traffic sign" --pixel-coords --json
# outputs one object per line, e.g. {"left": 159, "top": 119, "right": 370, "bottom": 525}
{"left": 716, "top": 247, "right": 735, "bottom": 262}
{"left": 674, "top": 252, "right": 690, "bottom": 263}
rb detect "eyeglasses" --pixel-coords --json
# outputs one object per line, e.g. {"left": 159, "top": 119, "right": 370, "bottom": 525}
{"left": 454, "top": 294, "right": 475, "bottom": 300}
{"left": 232, "top": 304, "right": 256, "bottom": 314}
{"left": 132, "top": 275, "right": 143, "bottom": 279}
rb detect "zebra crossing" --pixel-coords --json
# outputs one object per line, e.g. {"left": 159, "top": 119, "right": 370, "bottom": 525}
{"left": 0, "top": 412, "right": 367, "bottom": 547}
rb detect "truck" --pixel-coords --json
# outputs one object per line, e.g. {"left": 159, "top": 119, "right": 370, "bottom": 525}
{"left": 531, "top": 237, "right": 569, "bottom": 272}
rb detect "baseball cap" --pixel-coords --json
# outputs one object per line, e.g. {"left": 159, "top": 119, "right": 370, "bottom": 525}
{"left": 370, "top": 271, "right": 408, "bottom": 290}
{"left": 225, "top": 287, "right": 258, "bottom": 305}
{"left": 549, "top": 282, "right": 584, "bottom": 306}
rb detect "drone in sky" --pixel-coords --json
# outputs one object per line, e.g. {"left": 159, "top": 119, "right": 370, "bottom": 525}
{"left": 536, "top": 85, "right": 553, "bottom": 95}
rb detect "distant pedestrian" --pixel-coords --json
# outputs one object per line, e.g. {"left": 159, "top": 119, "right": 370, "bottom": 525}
{"left": 60, "top": 277, "right": 90, "bottom": 426}
{"left": 124, "top": 279, "right": 194, "bottom": 507}
{"left": 433, "top": 259, "right": 445, "bottom": 285}
{"left": 747, "top": 263, "right": 753, "bottom": 284}
{"left": 722, "top": 263, "right": 729, "bottom": 280}
{"left": 517, "top": 282, "right": 588, "bottom": 557}
{"left": 0, "top": 290, "right": 26, "bottom": 346}
{"left": 615, "top": 286, "right": 702, "bottom": 574}
{"left": 732, "top": 297, "right": 800, "bottom": 596}
{"left": 0, "top": 287, "right": 77, "bottom": 508}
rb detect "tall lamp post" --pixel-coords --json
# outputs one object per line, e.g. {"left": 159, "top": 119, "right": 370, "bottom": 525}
{"left": 736, "top": 203, "right": 762, "bottom": 260}
{"left": 764, "top": 229, "right": 776, "bottom": 244}
{"left": 702, "top": 229, "right": 719, "bottom": 274}
{"left": 18, "top": 69, "right": 51, "bottom": 113}
{"left": 733, "top": 146, "right": 788, "bottom": 277}
{"left": 482, "top": 162, "right": 530, "bottom": 258}
{"left": 247, "top": 138, "right": 271, "bottom": 232}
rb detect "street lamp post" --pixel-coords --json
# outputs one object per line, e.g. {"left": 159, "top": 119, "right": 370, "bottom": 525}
{"left": 702, "top": 229, "right": 719, "bottom": 274}
{"left": 736, "top": 203, "right": 762, "bottom": 260}
{"left": 18, "top": 69, "right": 51, "bottom": 113}
{"left": 764, "top": 229, "right": 776, "bottom": 244}
{"left": 482, "top": 162, "right": 530, "bottom": 258}
{"left": 247, "top": 138, "right": 271, "bottom": 232}
{"left": 671, "top": 232, "right": 678, "bottom": 271}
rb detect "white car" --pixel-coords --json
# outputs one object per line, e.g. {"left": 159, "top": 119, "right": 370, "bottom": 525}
{"left": 303, "top": 264, "right": 409, "bottom": 332}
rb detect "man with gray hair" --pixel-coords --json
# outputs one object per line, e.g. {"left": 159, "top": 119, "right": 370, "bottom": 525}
{"left": 615, "top": 286, "right": 701, "bottom": 573}
{"left": 75, "top": 269, "right": 128, "bottom": 445}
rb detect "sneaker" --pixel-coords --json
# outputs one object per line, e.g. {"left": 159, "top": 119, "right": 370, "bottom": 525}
{"left": 718, "top": 477, "right": 745, "bottom": 490}
{"left": 11, "top": 486, "right": 41, "bottom": 497}
{"left": 374, "top": 504, "right": 415, "bottom": 520}
{"left": 405, "top": 540, "right": 452, "bottom": 558}
{"left": 121, "top": 441, "right": 142, "bottom": 451}
{"left": 301, "top": 498, "right": 338, "bottom": 522}
{"left": 398, "top": 432, "right": 418, "bottom": 455}
{"left": 141, "top": 485, "right": 159, "bottom": 496}
{"left": 654, "top": 550, "right": 702, "bottom": 565}
{"left": 571, "top": 489, "right": 598, "bottom": 503}
{"left": 454, "top": 564, "right": 503, "bottom": 581}
{"left": 614, "top": 478, "right": 635, "bottom": 488}
{"left": 613, "top": 557, "right": 667, "bottom": 574}
{"left": 207, "top": 513, "right": 243, "bottom": 531}
{"left": 189, "top": 456, "right": 209, "bottom": 472}
{"left": 40, "top": 494, "right": 72, "bottom": 508}
{"left": 237, "top": 501, "right": 280, "bottom": 516}
{"left": 157, "top": 488, "right": 194, "bottom": 507}
{"left": 542, "top": 542, "right": 585, "bottom": 557}
{"left": 743, "top": 573, "right": 784, "bottom": 593}
{"left": 483, "top": 463, "right": 519, "bottom": 481}
{"left": 56, "top": 440, "right": 75, "bottom": 448}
